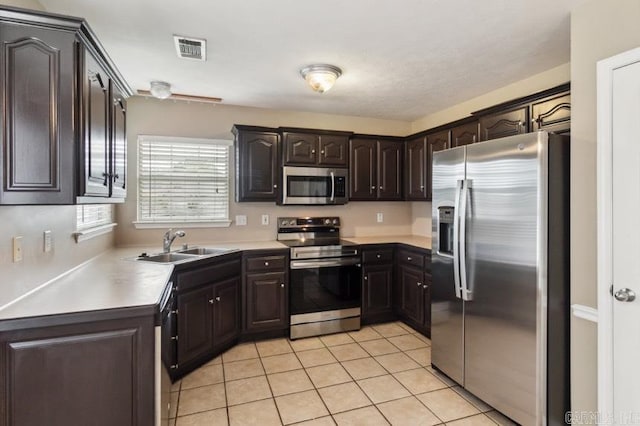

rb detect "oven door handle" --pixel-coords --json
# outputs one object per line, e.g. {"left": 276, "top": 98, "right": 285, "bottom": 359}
{"left": 290, "top": 257, "right": 361, "bottom": 269}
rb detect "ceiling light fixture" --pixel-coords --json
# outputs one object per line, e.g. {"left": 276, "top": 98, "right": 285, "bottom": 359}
{"left": 299, "top": 64, "right": 342, "bottom": 93}
{"left": 149, "top": 81, "right": 172, "bottom": 99}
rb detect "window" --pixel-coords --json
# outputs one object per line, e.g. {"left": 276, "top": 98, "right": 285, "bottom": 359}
{"left": 135, "top": 136, "right": 232, "bottom": 228}
{"left": 74, "top": 204, "right": 116, "bottom": 242}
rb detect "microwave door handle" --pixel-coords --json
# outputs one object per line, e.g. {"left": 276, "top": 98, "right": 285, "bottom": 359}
{"left": 330, "top": 171, "right": 335, "bottom": 202}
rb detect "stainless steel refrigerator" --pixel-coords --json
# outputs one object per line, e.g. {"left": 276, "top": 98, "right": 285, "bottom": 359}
{"left": 431, "top": 131, "right": 570, "bottom": 426}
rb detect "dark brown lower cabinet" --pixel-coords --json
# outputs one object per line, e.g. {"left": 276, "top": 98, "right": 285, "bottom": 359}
{"left": 213, "top": 277, "right": 241, "bottom": 349}
{"left": 0, "top": 315, "right": 155, "bottom": 426}
{"left": 399, "top": 265, "right": 424, "bottom": 324}
{"left": 242, "top": 250, "right": 289, "bottom": 335}
{"left": 177, "top": 285, "right": 215, "bottom": 365}
{"left": 362, "top": 264, "right": 393, "bottom": 320}
{"left": 245, "top": 272, "right": 287, "bottom": 330}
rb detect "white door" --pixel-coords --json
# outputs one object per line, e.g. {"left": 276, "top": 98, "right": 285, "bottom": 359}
{"left": 598, "top": 48, "right": 640, "bottom": 424}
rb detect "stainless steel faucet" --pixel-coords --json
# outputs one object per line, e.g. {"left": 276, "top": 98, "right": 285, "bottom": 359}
{"left": 163, "top": 229, "right": 186, "bottom": 253}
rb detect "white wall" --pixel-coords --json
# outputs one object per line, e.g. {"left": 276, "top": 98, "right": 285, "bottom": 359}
{"left": 116, "top": 100, "right": 414, "bottom": 247}
{"left": 570, "top": 0, "right": 640, "bottom": 413}
{"left": 0, "top": 0, "right": 115, "bottom": 310}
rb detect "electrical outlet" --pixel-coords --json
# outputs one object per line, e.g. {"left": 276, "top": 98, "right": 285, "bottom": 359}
{"left": 376, "top": 212, "right": 384, "bottom": 223}
{"left": 13, "top": 236, "right": 23, "bottom": 262}
{"left": 235, "top": 215, "right": 247, "bottom": 226}
{"left": 261, "top": 214, "right": 269, "bottom": 226}
{"left": 43, "top": 230, "right": 52, "bottom": 253}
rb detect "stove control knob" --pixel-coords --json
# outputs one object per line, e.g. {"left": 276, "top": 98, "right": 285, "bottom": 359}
{"left": 324, "top": 218, "right": 331, "bottom": 225}
{"left": 281, "top": 220, "right": 288, "bottom": 227}
{"left": 332, "top": 219, "right": 338, "bottom": 225}
{"left": 289, "top": 219, "right": 296, "bottom": 226}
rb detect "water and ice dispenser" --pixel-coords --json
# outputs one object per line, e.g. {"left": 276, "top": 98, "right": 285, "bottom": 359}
{"left": 437, "top": 206, "right": 455, "bottom": 256}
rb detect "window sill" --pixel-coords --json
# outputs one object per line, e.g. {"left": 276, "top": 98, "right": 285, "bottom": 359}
{"left": 132, "top": 221, "right": 232, "bottom": 229}
{"left": 73, "top": 223, "right": 117, "bottom": 243}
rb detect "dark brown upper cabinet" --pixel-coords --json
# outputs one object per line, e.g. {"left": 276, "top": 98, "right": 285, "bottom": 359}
{"left": 350, "top": 137, "right": 403, "bottom": 201}
{"left": 78, "top": 51, "right": 127, "bottom": 200}
{"left": 0, "top": 7, "right": 132, "bottom": 205}
{"left": 233, "top": 126, "right": 279, "bottom": 202}
{"left": 0, "top": 21, "right": 77, "bottom": 205}
{"left": 405, "top": 131, "right": 449, "bottom": 201}
{"left": 532, "top": 92, "right": 571, "bottom": 134}
{"left": 281, "top": 129, "right": 351, "bottom": 167}
{"left": 479, "top": 106, "right": 529, "bottom": 141}
{"left": 451, "top": 121, "right": 479, "bottom": 147}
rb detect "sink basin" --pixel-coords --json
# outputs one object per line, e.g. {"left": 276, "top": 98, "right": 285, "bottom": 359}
{"left": 137, "top": 253, "right": 197, "bottom": 263}
{"left": 178, "top": 247, "right": 231, "bottom": 255}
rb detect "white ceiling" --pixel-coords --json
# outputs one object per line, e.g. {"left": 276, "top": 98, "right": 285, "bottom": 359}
{"left": 38, "top": 0, "right": 585, "bottom": 121}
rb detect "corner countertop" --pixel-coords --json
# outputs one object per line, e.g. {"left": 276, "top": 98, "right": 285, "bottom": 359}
{"left": 0, "top": 236, "right": 428, "bottom": 323}
{"left": 344, "top": 235, "right": 431, "bottom": 250}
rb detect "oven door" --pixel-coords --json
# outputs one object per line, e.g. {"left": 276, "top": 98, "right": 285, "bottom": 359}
{"left": 282, "top": 166, "right": 348, "bottom": 205}
{"left": 289, "top": 257, "right": 361, "bottom": 317}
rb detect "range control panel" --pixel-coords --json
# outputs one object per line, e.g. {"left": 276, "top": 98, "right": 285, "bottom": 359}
{"left": 277, "top": 217, "right": 340, "bottom": 229}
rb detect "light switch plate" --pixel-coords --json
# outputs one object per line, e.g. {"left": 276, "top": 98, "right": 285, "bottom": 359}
{"left": 43, "top": 230, "right": 52, "bottom": 252}
{"left": 13, "top": 236, "right": 23, "bottom": 262}
{"left": 376, "top": 212, "right": 384, "bottom": 223}
{"left": 261, "top": 214, "right": 269, "bottom": 225}
{"left": 235, "top": 215, "right": 247, "bottom": 226}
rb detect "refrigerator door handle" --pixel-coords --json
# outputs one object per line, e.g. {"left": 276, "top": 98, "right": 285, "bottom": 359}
{"left": 460, "top": 178, "right": 473, "bottom": 301}
{"left": 453, "top": 179, "right": 463, "bottom": 299}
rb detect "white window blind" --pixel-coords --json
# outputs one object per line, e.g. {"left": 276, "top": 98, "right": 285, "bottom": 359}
{"left": 76, "top": 204, "right": 113, "bottom": 230}
{"left": 137, "top": 136, "right": 231, "bottom": 224}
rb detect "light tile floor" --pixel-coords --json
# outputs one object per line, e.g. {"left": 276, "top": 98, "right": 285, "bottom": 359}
{"left": 169, "top": 321, "right": 518, "bottom": 426}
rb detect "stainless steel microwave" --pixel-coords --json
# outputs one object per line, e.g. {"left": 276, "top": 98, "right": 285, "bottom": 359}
{"left": 281, "top": 166, "right": 348, "bottom": 205}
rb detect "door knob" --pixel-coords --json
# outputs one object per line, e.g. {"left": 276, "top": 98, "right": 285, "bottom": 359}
{"left": 614, "top": 288, "right": 636, "bottom": 302}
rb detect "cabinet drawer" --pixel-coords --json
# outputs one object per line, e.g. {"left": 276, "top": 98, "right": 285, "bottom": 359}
{"left": 176, "top": 258, "right": 241, "bottom": 291}
{"left": 245, "top": 255, "right": 287, "bottom": 272}
{"left": 397, "top": 249, "right": 425, "bottom": 269}
{"left": 362, "top": 248, "right": 394, "bottom": 264}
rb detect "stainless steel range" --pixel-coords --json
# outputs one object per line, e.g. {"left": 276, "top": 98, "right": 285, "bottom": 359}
{"left": 277, "top": 217, "right": 361, "bottom": 339}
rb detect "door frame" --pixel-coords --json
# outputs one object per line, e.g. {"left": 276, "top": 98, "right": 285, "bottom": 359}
{"left": 596, "top": 45, "right": 640, "bottom": 419}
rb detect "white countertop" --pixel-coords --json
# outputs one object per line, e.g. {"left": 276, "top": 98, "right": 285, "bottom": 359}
{"left": 0, "top": 237, "right": 427, "bottom": 322}
{"left": 344, "top": 235, "right": 431, "bottom": 250}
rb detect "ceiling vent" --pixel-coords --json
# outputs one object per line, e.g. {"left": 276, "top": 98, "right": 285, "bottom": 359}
{"left": 173, "top": 35, "right": 206, "bottom": 61}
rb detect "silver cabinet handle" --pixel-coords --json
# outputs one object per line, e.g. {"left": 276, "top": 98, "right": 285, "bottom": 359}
{"left": 311, "top": 149, "right": 316, "bottom": 154}
{"left": 371, "top": 186, "right": 376, "bottom": 190}
{"left": 417, "top": 282, "right": 422, "bottom": 286}
{"left": 321, "top": 150, "right": 325, "bottom": 154}
{"left": 208, "top": 299, "right": 214, "bottom": 304}
{"left": 614, "top": 288, "right": 636, "bottom": 302}
{"left": 265, "top": 261, "right": 269, "bottom": 266}
{"left": 379, "top": 186, "right": 383, "bottom": 190}
{"left": 407, "top": 257, "right": 412, "bottom": 261}
{"left": 216, "top": 296, "right": 221, "bottom": 302}
{"left": 364, "top": 276, "right": 368, "bottom": 280}
{"left": 280, "top": 283, "right": 285, "bottom": 287}
{"left": 423, "top": 284, "right": 428, "bottom": 289}
{"left": 376, "top": 254, "right": 381, "bottom": 259}
{"left": 273, "top": 184, "right": 278, "bottom": 188}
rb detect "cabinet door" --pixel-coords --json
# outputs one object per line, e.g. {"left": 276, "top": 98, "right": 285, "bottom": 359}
{"left": 349, "top": 138, "right": 376, "bottom": 200}
{"left": 451, "top": 121, "right": 479, "bottom": 147}
{"left": 532, "top": 92, "right": 571, "bottom": 134}
{"left": 80, "top": 53, "right": 110, "bottom": 197}
{"left": 423, "top": 272, "right": 432, "bottom": 332}
{"left": 479, "top": 106, "right": 528, "bottom": 141}
{"left": 283, "top": 132, "right": 318, "bottom": 165}
{"left": 377, "top": 140, "right": 403, "bottom": 200}
{"left": 111, "top": 86, "right": 126, "bottom": 198}
{"left": 236, "top": 131, "right": 278, "bottom": 201}
{"left": 1, "top": 316, "right": 154, "bottom": 426}
{"left": 399, "top": 265, "right": 423, "bottom": 324}
{"left": 0, "top": 24, "right": 77, "bottom": 204}
{"left": 245, "top": 271, "right": 287, "bottom": 331}
{"left": 177, "top": 286, "right": 214, "bottom": 366}
{"left": 405, "top": 136, "right": 427, "bottom": 200}
{"left": 426, "top": 131, "right": 449, "bottom": 201}
{"left": 213, "top": 277, "right": 240, "bottom": 348}
{"left": 318, "top": 135, "right": 349, "bottom": 166}
{"left": 362, "top": 264, "right": 393, "bottom": 319}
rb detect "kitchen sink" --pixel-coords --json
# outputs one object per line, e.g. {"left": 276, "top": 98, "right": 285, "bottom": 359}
{"left": 137, "top": 253, "right": 198, "bottom": 263}
{"left": 178, "top": 247, "right": 231, "bottom": 255}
